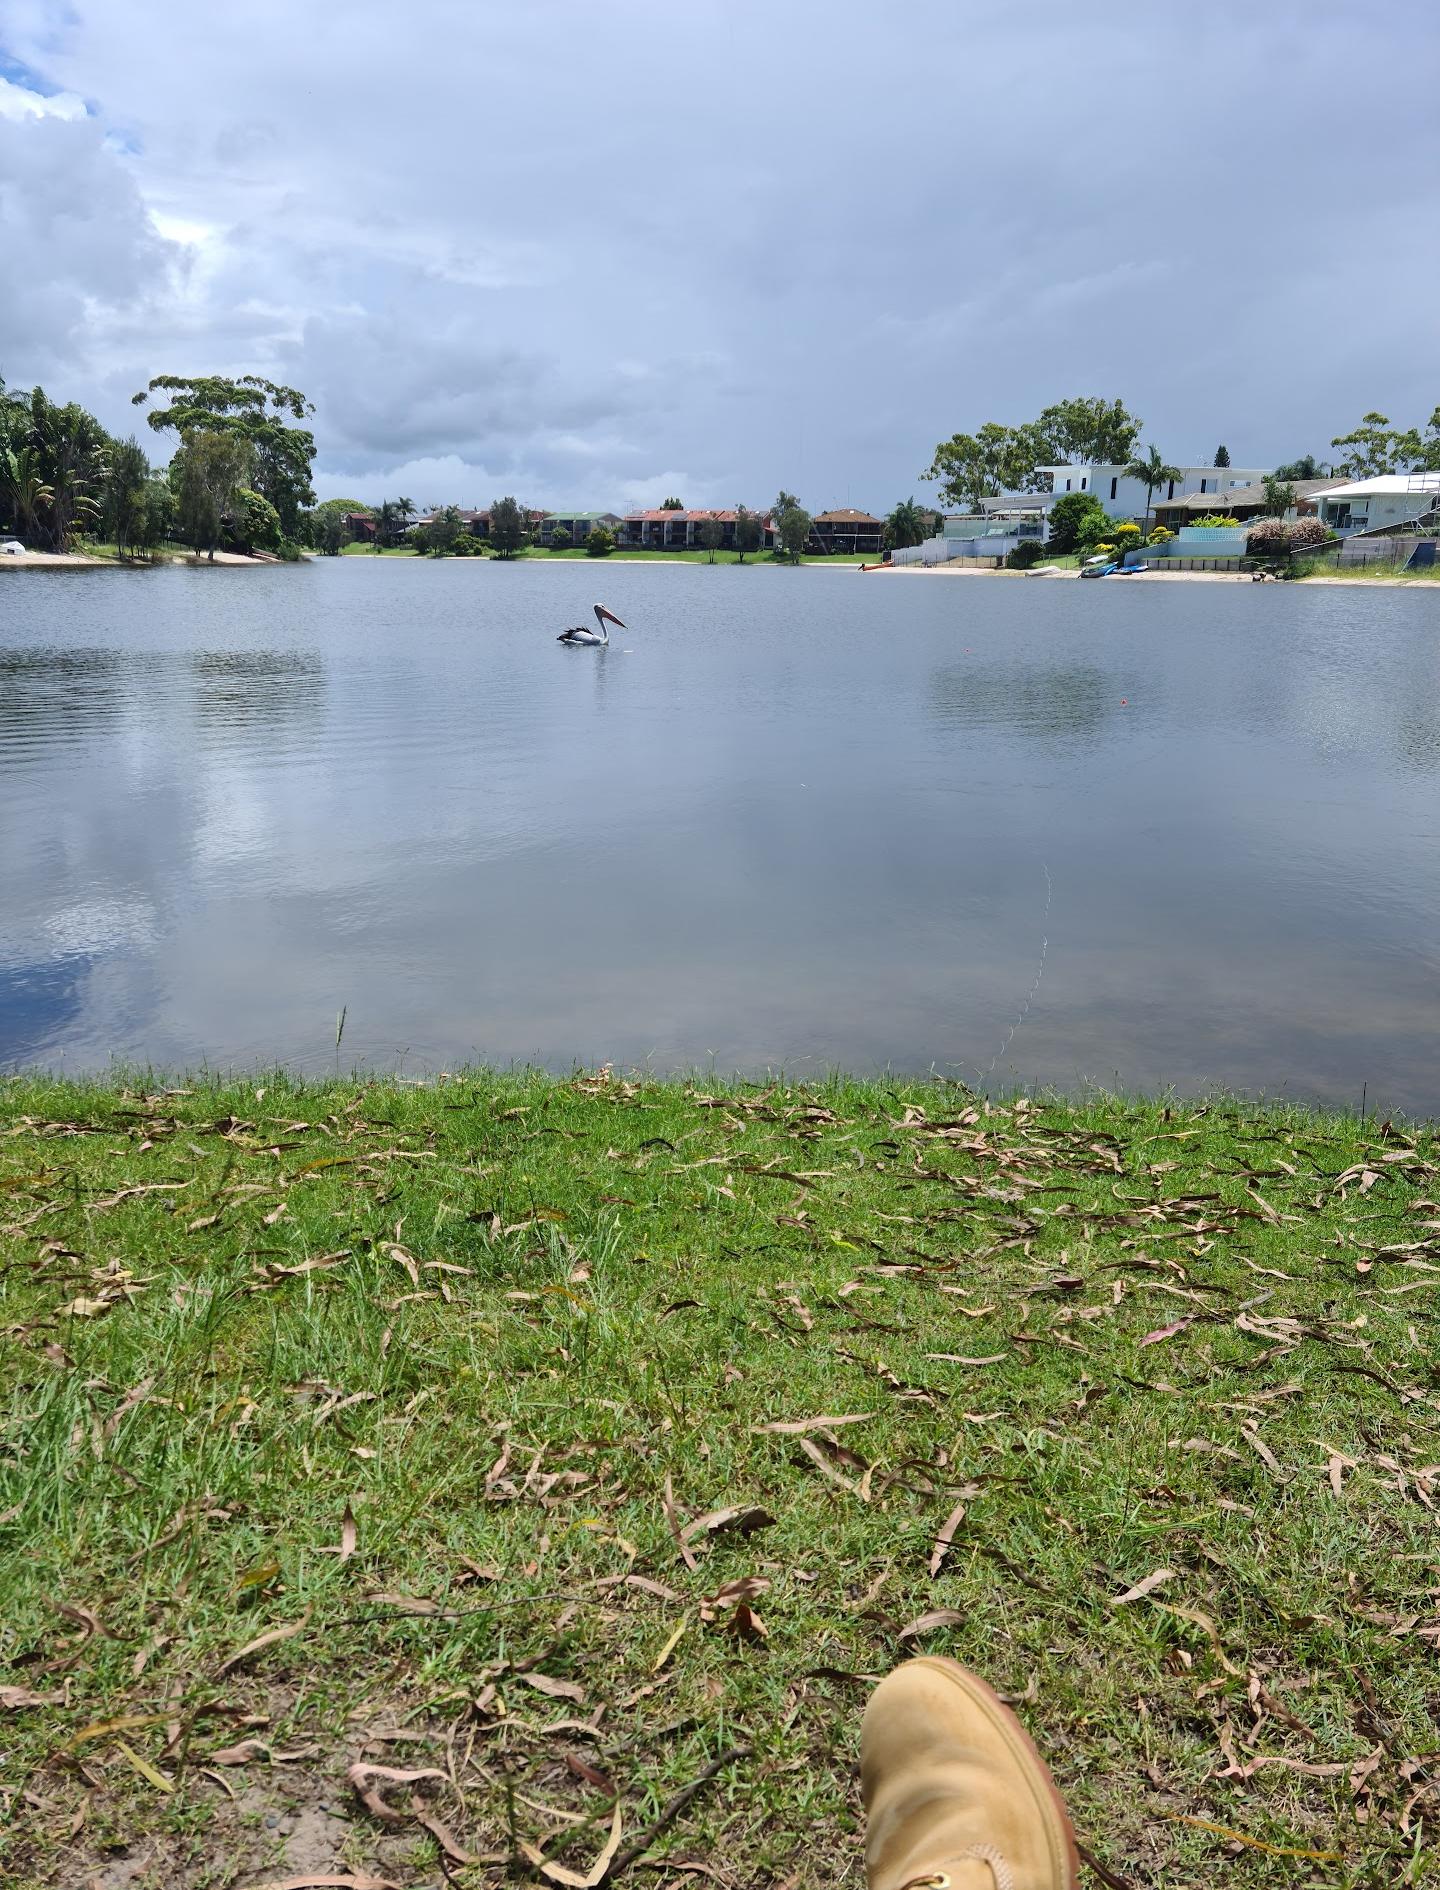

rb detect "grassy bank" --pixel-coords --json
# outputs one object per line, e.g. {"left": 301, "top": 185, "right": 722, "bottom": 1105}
{"left": 3, "top": 1073, "right": 1437, "bottom": 1888}
{"left": 1295, "top": 558, "right": 1440, "bottom": 584}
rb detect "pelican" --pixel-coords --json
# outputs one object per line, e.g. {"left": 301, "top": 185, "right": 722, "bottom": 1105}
{"left": 559, "top": 603, "right": 625, "bottom": 646}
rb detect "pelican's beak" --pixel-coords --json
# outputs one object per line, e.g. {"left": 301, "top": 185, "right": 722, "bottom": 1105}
{"left": 596, "top": 605, "right": 625, "bottom": 628}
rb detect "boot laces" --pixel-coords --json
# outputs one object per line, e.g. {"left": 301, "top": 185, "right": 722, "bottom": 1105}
{"left": 899, "top": 1848, "right": 1015, "bottom": 1890}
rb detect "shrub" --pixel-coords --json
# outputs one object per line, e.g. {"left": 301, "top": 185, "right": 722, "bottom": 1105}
{"left": 275, "top": 538, "right": 304, "bottom": 562}
{"left": 549, "top": 527, "right": 572, "bottom": 553}
{"left": 1047, "top": 490, "right": 1109, "bottom": 554}
{"left": 1005, "top": 538, "right": 1049, "bottom": 569}
{"left": 586, "top": 526, "right": 615, "bottom": 557}
{"left": 1288, "top": 517, "right": 1331, "bottom": 550}
{"left": 451, "top": 533, "right": 485, "bottom": 557}
{"left": 225, "top": 488, "right": 282, "bottom": 554}
{"left": 1145, "top": 525, "right": 1174, "bottom": 546}
{"left": 1246, "top": 516, "right": 1333, "bottom": 558}
{"left": 1193, "top": 514, "right": 1241, "bottom": 529}
{"left": 1246, "top": 518, "right": 1289, "bottom": 556}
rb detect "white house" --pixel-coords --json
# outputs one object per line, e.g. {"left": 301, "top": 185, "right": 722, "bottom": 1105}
{"left": 1036, "top": 463, "right": 1272, "bottom": 521}
{"left": 1311, "top": 472, "right": 1440, "bottom": 536}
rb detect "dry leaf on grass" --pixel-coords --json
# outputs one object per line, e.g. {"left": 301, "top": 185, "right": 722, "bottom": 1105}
{"left": 53, "top": 1600, "right": 107, "bottom": 1639}
{"left": 214, "top": 1610, "right": 310, "bottom": 1678}
{"left": 208, "top": 1740, "right": 270, "bottom": 1765}
{"left": 116, "top": 1739, "right": 174, "bottom": 1792}
{"left": 415, "top": 1810, "right": 480, "bottom": 1865}
{"left": 753, "top": 1413, "right": 875, "bottom": 1435}
{"left": 363, "top": 1592, "right": 455, "bottom": 1616}
{"left": 520, "top": 1672, "right": 587, "bottom": 1703}
{"left": 797, "top": 1436, "right": 868, "bottom": 1499}
{"left": 1241, "top": 1426, "right": 1282, "bottom": 1474}
{"left": 1110, "top": 1568, "right": 1175, "bottom": 1606}
{"left": 625, "top": 1574, "right": 680, "bottom": 1602}
{"left": 567, "top": 1753, "right": 616, "bottom": 1792}
{"left": 900, "top": 1608, "right": 966, "bottom": 1641}
{"left": 1152, "top": 1602, "right": 1243, "bottom": 1676}
{"left": 519, "top": 1801, "right": 623, "bottom": 1887}
{"left": 680, "top": 1504, "right": 776, "bottom": 1544}
{"left": 699, "top": 1576, "right": 770, "bottom": 1624}
{"left": 1165, "top": 1814, "right": 1341, "bottom": 1861}
{"left": 652, "top": 1618, "right": 688, "bottom": 1671}
{"left": 662, "top": 1474, "right": 697, "bottom": 1572}
{"left": 927, "top": 1500, "right": 967, "bottom": 1578}
{"left": 62, "top": 1711, "right": 169, "bottom": 1751}
{"left": 0, "top": 1686, "right": 63, "bottom": 1710}
{"left": 1140, "top": 1319, "right": 1193, "bottom": 1347}
{"left": 347, "top": 1760, "right": 446, "bottom": 1823}
{"left": 250, "top": 1878, "right": 401, "bottom": 1890}
{"left": 339, "top": 1503, "right": 357, "bottom": 1561}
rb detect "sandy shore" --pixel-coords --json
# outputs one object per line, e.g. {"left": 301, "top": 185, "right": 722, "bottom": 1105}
{"left": 0, "top": 549, "right": 279, "bottom": 568}
{"left": 881, "top": 564, "right": 1435, "bottom": 589}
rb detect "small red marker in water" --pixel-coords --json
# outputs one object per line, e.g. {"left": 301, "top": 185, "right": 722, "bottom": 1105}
{"left": 1120, "top": 697, "right": 1128, "bottom": 705}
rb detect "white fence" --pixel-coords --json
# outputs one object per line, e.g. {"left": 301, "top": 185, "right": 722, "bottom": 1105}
{"left": 888, "top": 535, "right": 1008, "bottom": 568}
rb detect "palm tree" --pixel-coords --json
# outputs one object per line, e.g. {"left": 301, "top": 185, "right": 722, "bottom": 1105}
{"left": 1123, "top": 445, "right": 1182, "bottom": 538}
{"left": 376, "top": 499, "right": 397, "bottom": 550}
{"left": 883, "top": 497, "right": 927, "bottom": 550}
{"left": 1, "top": 445, "right": 54, "bottom": 545}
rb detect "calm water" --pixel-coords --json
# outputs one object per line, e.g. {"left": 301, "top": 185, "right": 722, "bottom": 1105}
{"left": 2, "top": 560, "right": 1438, "bottom": 1111}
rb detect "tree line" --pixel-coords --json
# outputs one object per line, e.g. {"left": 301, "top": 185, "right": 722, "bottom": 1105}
{"left": 921, "top": 395, "right": 1440, "bottom": 517}
{"left": 1, "top": 369, "right": 318, "bottom": 561}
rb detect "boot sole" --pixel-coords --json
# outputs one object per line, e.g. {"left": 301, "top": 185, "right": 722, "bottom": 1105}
{"left": 910, "top": 1656, "right": 1080, "bottom": 1890}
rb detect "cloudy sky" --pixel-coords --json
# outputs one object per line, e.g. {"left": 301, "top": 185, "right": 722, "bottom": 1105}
{"left": 1, "top": 2, "right": 1436, "bottom": 513}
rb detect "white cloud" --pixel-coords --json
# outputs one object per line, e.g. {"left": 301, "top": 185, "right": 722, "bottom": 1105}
{"left": 0, "top": 106, "right": 178, "bottom": 381}
{"left": 0, "top": 73, "right": 84, "bottom": 120}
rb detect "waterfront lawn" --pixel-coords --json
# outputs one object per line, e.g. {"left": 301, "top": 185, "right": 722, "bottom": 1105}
{"left": 3, "top": 1074, "right": 1438, "bottom": 1887}
{"left": 1295, "top": 558, "right": 1440, "bottom": 584}
{"left": 338, "top": 543, "right": 421, "bottom": 556}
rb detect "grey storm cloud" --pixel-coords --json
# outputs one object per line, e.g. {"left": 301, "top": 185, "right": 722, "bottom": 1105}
{"left": 1, "top": 0, "right": 1438, "bottom": 509}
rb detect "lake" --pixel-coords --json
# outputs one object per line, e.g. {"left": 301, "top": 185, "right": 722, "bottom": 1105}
{"left": 2, "top": 559, "right": 1438, "bottom": 1112}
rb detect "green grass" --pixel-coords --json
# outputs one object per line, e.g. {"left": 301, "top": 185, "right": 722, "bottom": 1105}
{"left": 3, "top": 1073, "right": 1438, "bottom": 1887}
{"left": 1294, "top": 557, "right": 1440, "bottom": 583}
{"left": 339, "top": 543, "right": 421, "bottom": 557}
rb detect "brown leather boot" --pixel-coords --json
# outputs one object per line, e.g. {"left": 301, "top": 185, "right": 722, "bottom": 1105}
{"left": 862, "top": 1657, "right": 1078, "bottom": 1890}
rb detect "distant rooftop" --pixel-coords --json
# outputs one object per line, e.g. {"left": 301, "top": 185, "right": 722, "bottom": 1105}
{"left": 1317, "top": 472, "right": 1440, "bottom": 500}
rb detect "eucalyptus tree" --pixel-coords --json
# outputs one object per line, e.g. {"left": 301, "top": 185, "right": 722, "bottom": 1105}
{"left": 103, "top": 437, "right": 152, "bottom": 560}
{"left": 776, "top": 505, "right": 812, "bottom": 563}
{"left": 133, "top": 374, "right": 316, "bottom": 533}
{"left": 172, "top": 430, "right": 254, "bottom": 559}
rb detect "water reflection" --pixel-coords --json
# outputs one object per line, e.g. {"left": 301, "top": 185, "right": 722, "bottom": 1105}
{"left": 0, "top": 956, "right": 93, "bottom": 1060}
{"left": 928, "top": 661, "right": 1125, "bottom": 747}
{"left": 1, "top": 561, "right": 1438, "bottom": 1114}
{"left": 192, "top": 650, "right": 325, "bottom": 739}
{"left": 0, "top": 649, "right": 128, "bottom": 759}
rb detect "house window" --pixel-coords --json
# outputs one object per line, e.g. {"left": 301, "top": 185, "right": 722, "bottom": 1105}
{"left": 1200, "top": 478, "right": 1207, "bottom": 494}
{"left": 1110, "top": 477, "right": 1118, "bottom": 500}
{"left": 1166, "top": 480, "right": 1175, "bottom": 500}
{"left": 1065, "top": 479, "right": 1072, "bottom": 492}
{"left": 1081, "top": 477, "right": 1087, "bottom": 490}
